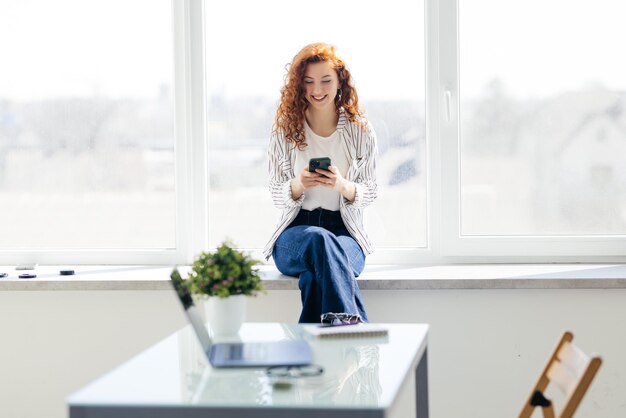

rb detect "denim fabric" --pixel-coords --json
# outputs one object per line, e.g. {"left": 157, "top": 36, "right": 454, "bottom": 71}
{"left": 272, "top": 208, "right": 368, "bottom": 323}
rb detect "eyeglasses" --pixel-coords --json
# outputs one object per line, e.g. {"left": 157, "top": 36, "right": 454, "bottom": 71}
{"left": 321, "top": 313, "right": 361, "bottom": 325}
{"left": 266, "top": 365, "right": 324, "bottom": 379}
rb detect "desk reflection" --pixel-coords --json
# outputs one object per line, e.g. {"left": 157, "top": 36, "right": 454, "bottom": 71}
{"left": 176, "top": 324, "right": 383, "bottom": 407}
{"left": 292, "top": 343, "right": 382, "bottom": 406}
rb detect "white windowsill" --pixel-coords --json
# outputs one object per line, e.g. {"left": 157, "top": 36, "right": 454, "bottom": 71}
{"left": 2, "top": 264, "right": 626, "bottom": 291}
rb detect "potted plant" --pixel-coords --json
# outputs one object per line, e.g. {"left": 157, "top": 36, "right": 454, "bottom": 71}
{"left": 187, "top": 241, "right": 264, "bottom": 336}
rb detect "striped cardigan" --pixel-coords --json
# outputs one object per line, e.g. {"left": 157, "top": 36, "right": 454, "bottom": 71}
{"left": 263, "top": 110, "right": 378, "bottom": 260}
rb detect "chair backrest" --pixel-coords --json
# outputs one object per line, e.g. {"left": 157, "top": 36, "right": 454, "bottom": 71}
{"left": 519, "top": 331, "right": 602, "bottom": 418}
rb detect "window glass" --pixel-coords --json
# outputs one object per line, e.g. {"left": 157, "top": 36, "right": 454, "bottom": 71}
{"left": 460, "top": 0, "right": 626, "bottom": 236}
{"left": 205, "top": 0, "right": 426, "bottom": 249}
{"left": 0, "top": 0, "right": 176, "bottom": 249}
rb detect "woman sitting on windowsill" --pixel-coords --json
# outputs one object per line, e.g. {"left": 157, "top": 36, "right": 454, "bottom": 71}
{"left": 264, "top": 43, "right": 378, "bottom": 324}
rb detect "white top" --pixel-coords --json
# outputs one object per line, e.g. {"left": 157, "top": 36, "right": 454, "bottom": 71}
{"left": 294, "top": 122, "right": 350, "bottom": 211}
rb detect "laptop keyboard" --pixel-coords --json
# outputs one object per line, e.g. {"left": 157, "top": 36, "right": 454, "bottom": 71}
{"left": 226, "top": 344, "right": 244, "bottom": 360}
{"left": 226, "top": 343, "right": 267, "bottom": 360}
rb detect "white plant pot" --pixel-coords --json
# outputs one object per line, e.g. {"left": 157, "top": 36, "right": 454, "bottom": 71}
{"left": 205, "top": 295, "right": 246, "bottom": 337}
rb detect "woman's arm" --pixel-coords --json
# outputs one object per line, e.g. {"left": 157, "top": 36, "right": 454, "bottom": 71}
{"left": 313, "top": 122, "right": 377, "bottom": 205}
{"left": 346, "top": 122, "right": 378, "bottom": 208}
{"left": 268, "top": 132, "right": 304, "bottom": 209}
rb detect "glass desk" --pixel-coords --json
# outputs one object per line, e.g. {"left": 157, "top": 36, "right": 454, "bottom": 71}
{"left": 68, "top": 323, "right": 429, "bottom": 418}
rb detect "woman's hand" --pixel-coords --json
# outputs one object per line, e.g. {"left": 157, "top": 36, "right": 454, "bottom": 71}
{"left": 291, "top": 166, "right": 356, "bottom": 202}
{"left": 315, "top": 166, "right": 356, "bottom": 202}
{"left": 291, "top": 167, "right": 326, "bottom": 200}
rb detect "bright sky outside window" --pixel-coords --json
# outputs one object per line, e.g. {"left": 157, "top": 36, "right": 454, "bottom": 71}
{"left": 0, "top": 0, "right": 176, "bottom": 249}
{"left": 460, "top": 0, "right": 626, "bottom": 236}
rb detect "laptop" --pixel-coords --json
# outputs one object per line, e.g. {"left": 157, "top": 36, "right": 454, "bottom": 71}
{"left": 170, "top": 269, "right": 313, "bottom": 368}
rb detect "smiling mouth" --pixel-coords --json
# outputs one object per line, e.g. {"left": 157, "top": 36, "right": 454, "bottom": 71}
{"left": 311, "top": 95, "right": 328, "bottom": 103}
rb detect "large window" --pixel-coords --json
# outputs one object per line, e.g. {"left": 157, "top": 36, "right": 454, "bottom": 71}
{"left": 459, "top": 0, "right": 626, "bottom": 237}
{"left": 204, "top": 0, "right": 427, "bottom": 252}
{"left": 3, "top": 0, "right": 625, "bottom": 264}
{"left": 0, "top": 0, "right": 176, "bottom": 254}
{"left": 437, "top": 0, "right": 626, "bottom": 259}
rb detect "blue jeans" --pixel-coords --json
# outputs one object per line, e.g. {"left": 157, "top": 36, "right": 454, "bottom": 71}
{"left": 272, "top": 208, "right": 368, "bottom": 323}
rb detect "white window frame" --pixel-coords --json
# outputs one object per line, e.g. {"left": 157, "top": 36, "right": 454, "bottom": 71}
{"left": 2, "top": 0, "right": 625, "bottom": 265}
{"left": 437, "top": 0, "right": 626, "bottom": 262}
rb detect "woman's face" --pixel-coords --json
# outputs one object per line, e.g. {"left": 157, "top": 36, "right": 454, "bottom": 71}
{"left": 303, "top": 61, "right": 340, "bottom": 112}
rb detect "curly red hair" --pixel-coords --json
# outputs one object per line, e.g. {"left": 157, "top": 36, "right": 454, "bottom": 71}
{"left": 274, "top": 43, "right": 363, "bottom": 149}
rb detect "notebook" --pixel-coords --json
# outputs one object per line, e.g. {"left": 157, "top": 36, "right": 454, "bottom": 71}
{"left": 303, "top": 323, "right": 388, "bottom": 339}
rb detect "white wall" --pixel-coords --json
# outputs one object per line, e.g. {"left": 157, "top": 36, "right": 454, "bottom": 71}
{"left": 1, "top": 288, "right": 623, "bottom": 418}
{"left": 0, "top": 291, "right": 184, "bottom": 418}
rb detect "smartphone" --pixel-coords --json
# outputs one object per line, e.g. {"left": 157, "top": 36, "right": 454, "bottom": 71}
{"left": 308, "top": 157, "right": 331, "bottom": 172}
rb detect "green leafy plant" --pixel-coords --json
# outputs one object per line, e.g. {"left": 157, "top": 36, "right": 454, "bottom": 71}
{"left": 187, "top": 241, "right": 264, "bottom": 299}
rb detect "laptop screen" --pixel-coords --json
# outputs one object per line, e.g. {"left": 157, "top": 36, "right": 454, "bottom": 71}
{"left": 170, "top": 269, "right": 213, "bottom": 352}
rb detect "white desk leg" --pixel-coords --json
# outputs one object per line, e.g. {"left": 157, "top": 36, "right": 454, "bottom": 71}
{"left": 416, "top": 348, "right": 429, "bottom": 418}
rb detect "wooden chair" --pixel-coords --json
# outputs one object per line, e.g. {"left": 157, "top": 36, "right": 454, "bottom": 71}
{"left": 519, "top": 331, "right": 602, "bottom": 418}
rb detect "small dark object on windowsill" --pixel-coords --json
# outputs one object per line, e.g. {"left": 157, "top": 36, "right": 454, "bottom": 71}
{"left": 19, "top": 273, "right": 36, "bottom": 279}
{"left": 60, "top": 269, "right": 75, "bottom": 276}
{"left": 0, "top": 273, "right": 8, "bottom": 278}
